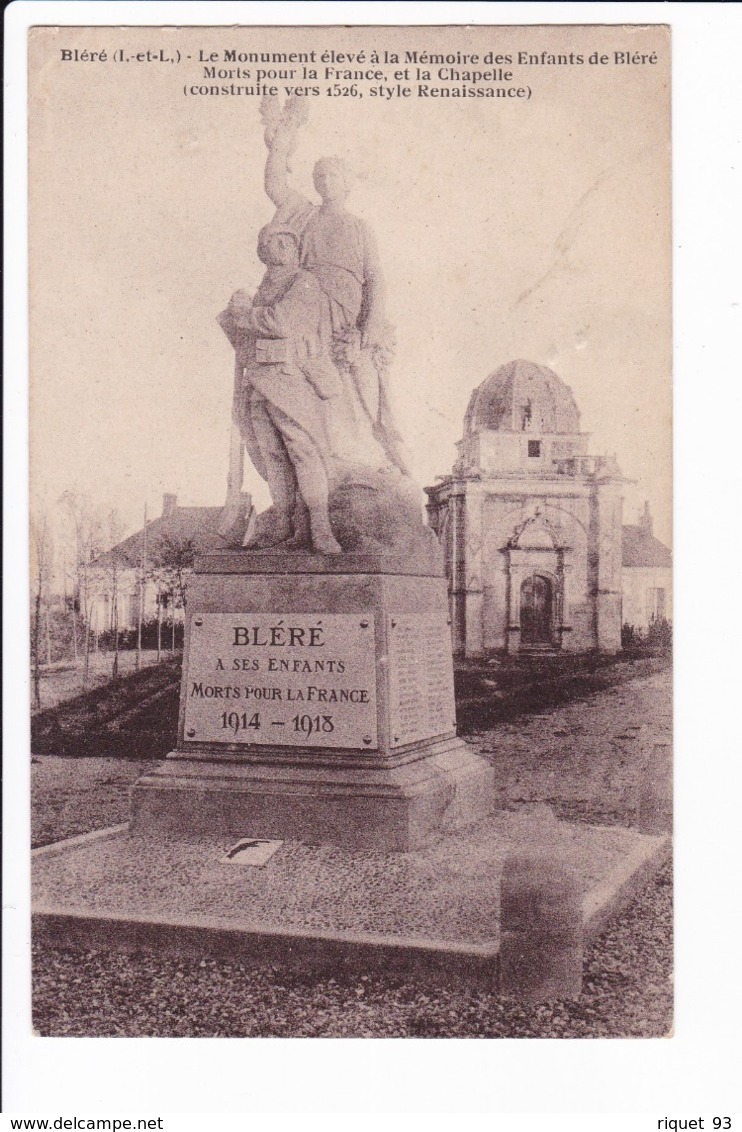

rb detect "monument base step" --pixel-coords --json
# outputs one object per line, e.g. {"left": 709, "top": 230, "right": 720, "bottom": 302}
{"left": 32, "top": 814, "right": 670, "bottom": 997}
{"left": 130, "top": 737, "right": 495, "bottom": 852}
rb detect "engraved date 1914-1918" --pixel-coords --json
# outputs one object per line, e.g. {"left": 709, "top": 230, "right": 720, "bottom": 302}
{"left": 220, "top": 710, "right": 334, "bottom": 736}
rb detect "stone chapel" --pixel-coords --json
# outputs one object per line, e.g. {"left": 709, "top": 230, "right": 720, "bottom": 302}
{"left": 425, "top": 359, "right": 625, "bottom": 656}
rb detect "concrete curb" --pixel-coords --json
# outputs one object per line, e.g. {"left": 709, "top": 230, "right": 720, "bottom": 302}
{"left": 32, "top": 824, "right": 130, "bottom": 859}
{"left": 32, "top": 906, "right": 499, "bottom": 987}
{"left": 582, "top": 831, "right": 671, "bottom": 942}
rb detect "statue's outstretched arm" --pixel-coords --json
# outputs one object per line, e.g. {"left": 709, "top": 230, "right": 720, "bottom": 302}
{"left": 262, "top": 95, "right": 308, "bottom": 209}
{"left": 264, "top": 130, "right": 296, "bottom": 208}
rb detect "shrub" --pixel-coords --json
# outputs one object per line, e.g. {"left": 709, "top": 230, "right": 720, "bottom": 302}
{"left": 622, "top": 618, "right": 672, "bottom": 654}
{"left": 646, "top": 616, "right": 672, "bottom": 651}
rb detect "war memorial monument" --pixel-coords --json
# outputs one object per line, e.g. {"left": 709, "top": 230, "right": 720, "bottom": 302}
{"left": 129, "top": 96, "right": 495, "bottom": 850}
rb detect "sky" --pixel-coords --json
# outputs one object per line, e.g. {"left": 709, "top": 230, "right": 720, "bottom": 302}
{"left": 29, "top": 23, "right": 671, "bottom": 546}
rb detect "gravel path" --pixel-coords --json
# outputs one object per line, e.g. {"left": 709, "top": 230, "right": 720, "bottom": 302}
{"left": 31, "top": 756, "right": 157, "bottom": 849}
{"left": 469, "top": 670, "right": 672, "bottom": 826}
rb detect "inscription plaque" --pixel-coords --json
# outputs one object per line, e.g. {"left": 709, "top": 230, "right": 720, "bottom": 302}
{"left": 183, "top": 613, "right": 377, "bottom": 749}
{"left": 387, "top": 616, "right": 457, "bottom": 748}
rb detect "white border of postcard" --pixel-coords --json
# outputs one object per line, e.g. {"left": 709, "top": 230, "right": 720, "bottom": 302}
{"left": 4, "top": 0, "right": 742, "bottom": 1123}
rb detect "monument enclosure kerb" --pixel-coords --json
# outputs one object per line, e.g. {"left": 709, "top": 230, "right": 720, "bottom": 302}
{"left": 131, "top": 95, "right": 496, "bottom": 852}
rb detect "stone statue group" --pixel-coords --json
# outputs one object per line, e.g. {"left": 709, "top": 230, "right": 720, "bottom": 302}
{"left": 218, "top": 96, "right": 412, "bottom": 555}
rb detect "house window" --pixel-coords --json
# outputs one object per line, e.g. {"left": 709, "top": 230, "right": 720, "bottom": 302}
{"left": 528, "top": 440, "right": 541, "bottom": 458}
{"left": 646, "top": 587, "right": 666, "bottom": 621}
{"left": 128, "top": 592, "right": 140, "bottom": 626}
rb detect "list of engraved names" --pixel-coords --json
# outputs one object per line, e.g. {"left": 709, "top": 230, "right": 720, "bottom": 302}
{"left": 388, "top": 616, "right": 456, "bottom": 748}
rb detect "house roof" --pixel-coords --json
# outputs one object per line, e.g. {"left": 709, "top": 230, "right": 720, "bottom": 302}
{"left": 89, "top": 506, "right": 231, "bottom": 569}
{"left": 622, "top": 525, "right": 672, "bottom": 568}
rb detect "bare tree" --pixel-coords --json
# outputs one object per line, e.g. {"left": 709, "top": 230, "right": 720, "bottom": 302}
{"left": 30, "top": 508, "right": 54, "bottom": 710}
{"left": 151, "top": 533, "right": 196, "bottom": 648}
{"left": 58, "top": 491, "right": 106, "bottom": 686}
{"left": 135, "top": 503, "right": 148, "bottom": 672}
{"left": 103, "top": 509, "right": 128, "bottom": 679}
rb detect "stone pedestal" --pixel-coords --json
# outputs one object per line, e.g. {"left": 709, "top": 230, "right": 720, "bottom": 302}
{"left": 131, "top": 551, "right": 495, "bottom": 851}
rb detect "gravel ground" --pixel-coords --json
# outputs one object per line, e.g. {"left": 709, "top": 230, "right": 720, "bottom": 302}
{"left": 469, "top": 670, "right": 672, "bottom": 827}
{"left": 31, "top": 668, "right": 673, "bottom": 1038}
{"left": 31, "top": 756, "right": 157, "bottom": 849}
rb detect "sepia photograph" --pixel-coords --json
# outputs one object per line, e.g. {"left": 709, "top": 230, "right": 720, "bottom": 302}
{"left": 7, "top": 0, "right": 742, "bottom": 1116}
{"left": 22, "top": 19, "right": 676, "bottom": 1046}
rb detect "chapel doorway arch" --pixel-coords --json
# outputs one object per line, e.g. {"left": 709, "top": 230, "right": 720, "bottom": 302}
{"left": 520, "top": 574, "right": 554, "bottom": 647}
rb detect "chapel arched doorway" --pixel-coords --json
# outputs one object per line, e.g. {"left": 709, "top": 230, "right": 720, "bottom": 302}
{"left": 520, "top": 574, "right": 554, "bottom": 647}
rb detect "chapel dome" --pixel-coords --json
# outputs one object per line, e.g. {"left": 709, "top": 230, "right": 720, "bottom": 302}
{"left": 464, "top": 359, "right": 581, "bottom": 436}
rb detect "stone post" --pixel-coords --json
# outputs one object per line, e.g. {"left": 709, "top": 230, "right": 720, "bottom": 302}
{"left": 499, "top": 850, "right": 583, "bottom": 1001}
{"left": 636, "top": 742, "right": 672, "bottom": 834}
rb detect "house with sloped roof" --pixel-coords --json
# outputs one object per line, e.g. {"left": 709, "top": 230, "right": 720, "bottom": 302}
{"left": 621, "top": 502, "right": 672, "bottom": 629}
{"left": 81, "top": 493, "right": 248, "bottom": 638}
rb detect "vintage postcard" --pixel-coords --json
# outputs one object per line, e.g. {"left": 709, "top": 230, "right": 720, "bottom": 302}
{"left": 25, "top": 19, "right": 673, "bottom": 1054}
